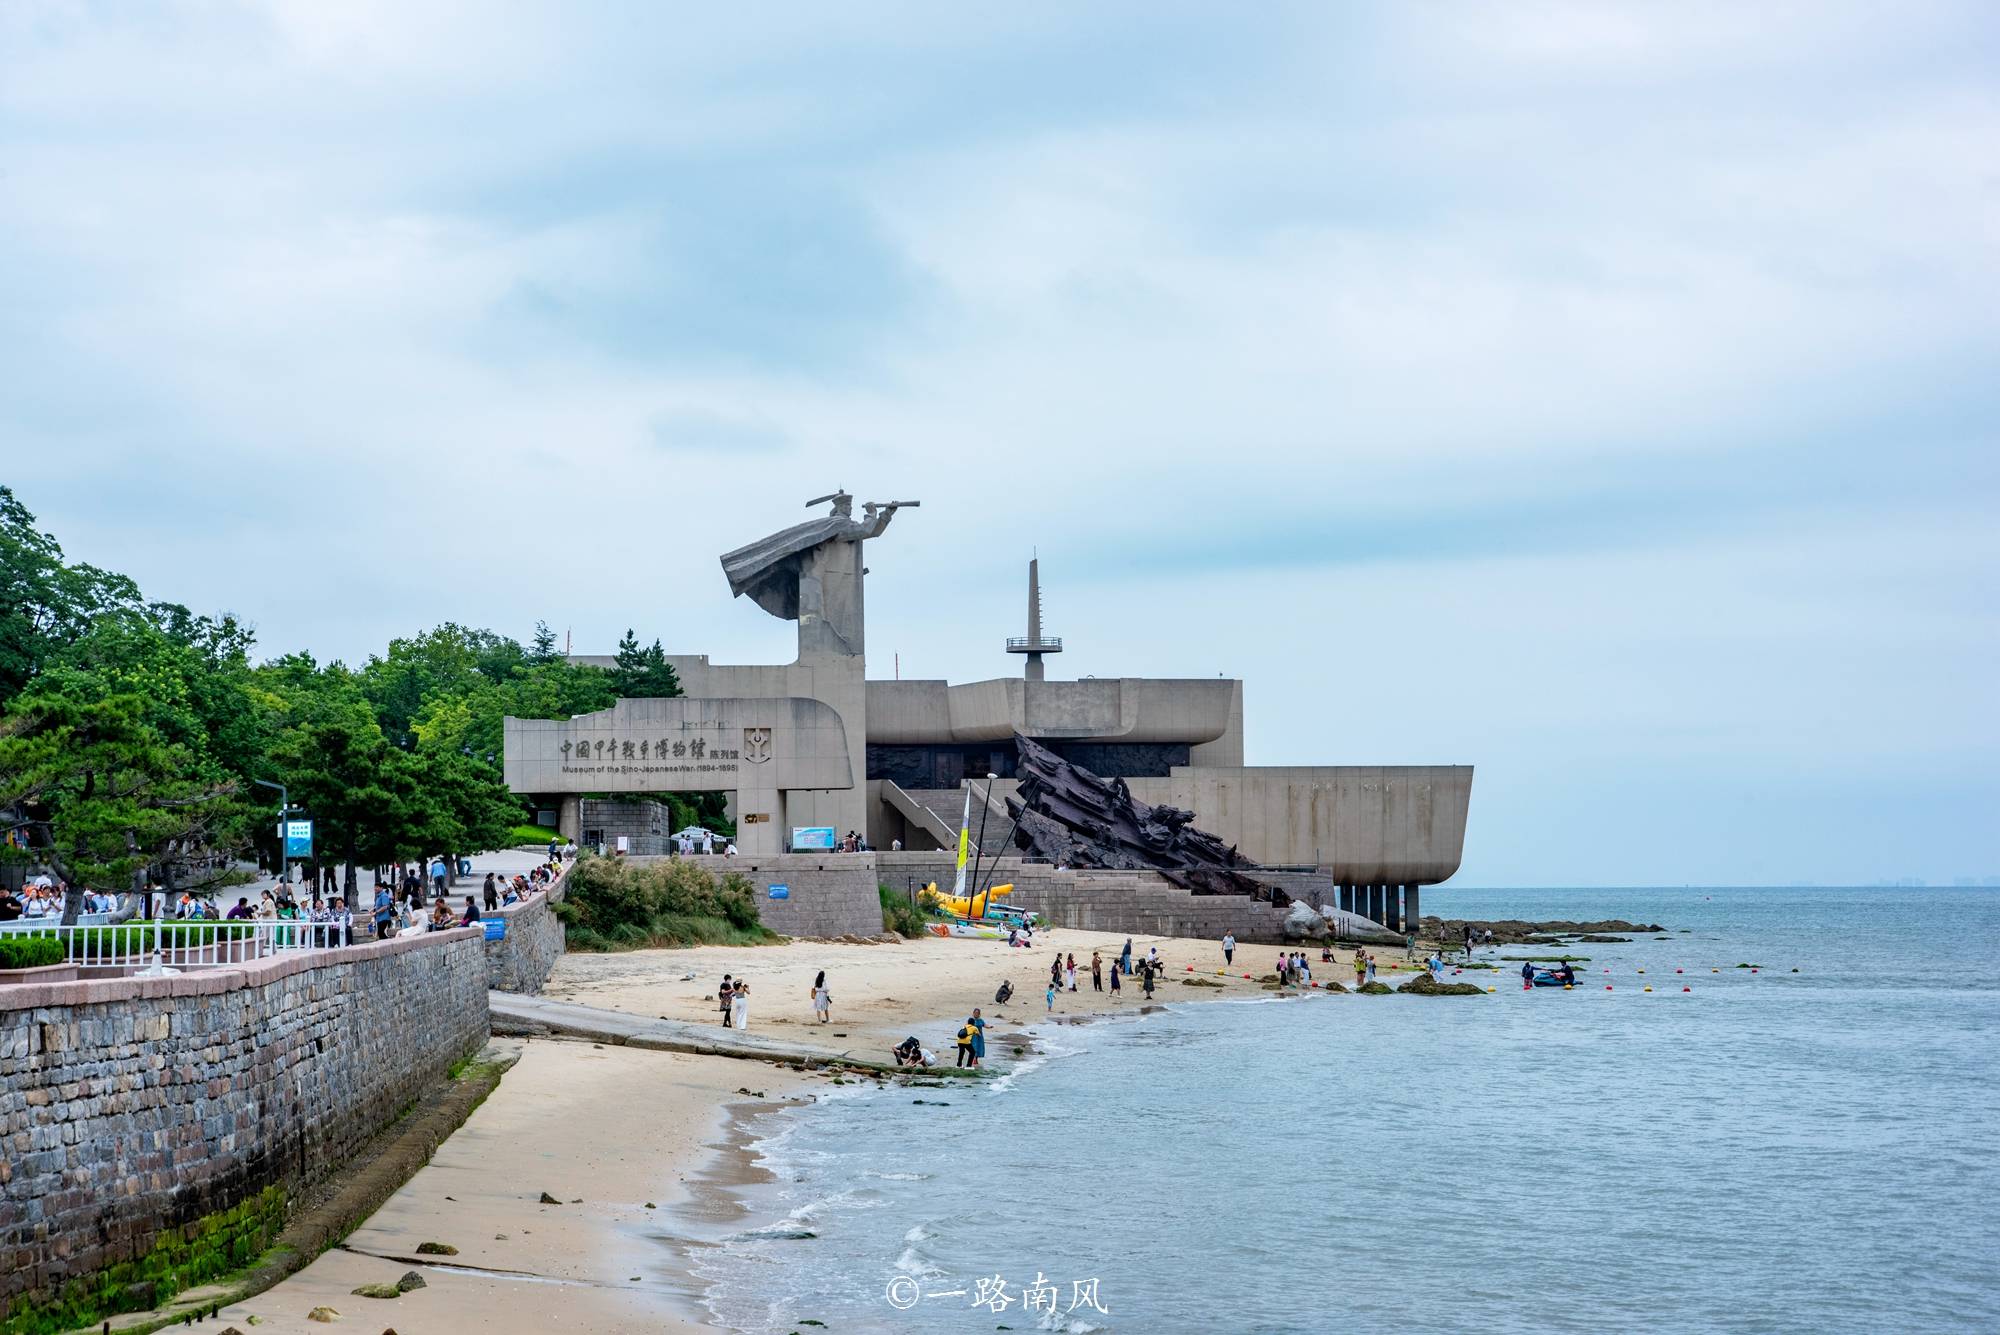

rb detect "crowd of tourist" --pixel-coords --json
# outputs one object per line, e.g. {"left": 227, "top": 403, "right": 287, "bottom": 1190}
{"left": 1, "top": 854, "right": 567, "bottom": 946}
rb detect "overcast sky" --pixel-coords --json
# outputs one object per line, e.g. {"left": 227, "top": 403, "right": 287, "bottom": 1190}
{"left": 4, "top": 2, "right": 1995, "bottom": 886}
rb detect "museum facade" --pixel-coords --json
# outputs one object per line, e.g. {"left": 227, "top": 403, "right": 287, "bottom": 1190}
{"left": 503, "top": 495, "right": 1471, "bottom": 896}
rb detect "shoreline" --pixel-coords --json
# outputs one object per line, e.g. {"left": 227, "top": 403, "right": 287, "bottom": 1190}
{"left": 194, "top": 924, "right": 1591, "bottom": 1334}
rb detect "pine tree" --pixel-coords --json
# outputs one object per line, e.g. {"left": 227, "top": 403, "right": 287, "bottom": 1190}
{"left": 609, "top": 628, "right": 645, "bottom": 696}
{"left": 528, "top": 620, "right": 558, "bottom": 665}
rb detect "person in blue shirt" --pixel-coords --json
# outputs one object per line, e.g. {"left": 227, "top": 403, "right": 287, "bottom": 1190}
{"left": 373, "top": 884, "right": 396, "bottom": 939}
{"left": 430, "top": 859, "right": 447, "bottom": 897}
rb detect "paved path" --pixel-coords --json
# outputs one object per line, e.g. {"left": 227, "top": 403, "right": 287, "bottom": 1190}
{"left": 488, "top": 991, "right": 966, "bottom": 1077}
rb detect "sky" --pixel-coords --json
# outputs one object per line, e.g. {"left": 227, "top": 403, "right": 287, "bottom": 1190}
{"left": 3, "top": 1, "right": 1995, "bottom": 886}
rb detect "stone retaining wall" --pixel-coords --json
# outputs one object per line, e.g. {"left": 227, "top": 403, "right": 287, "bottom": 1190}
{"left": 629, "top": 853, "right": 886, "bottom": 938}
{"left": 482, "top": 866, "right": 569, "bottom": 994}
{"left": 0, "top": 929, "right": 490, "bottom": 1327}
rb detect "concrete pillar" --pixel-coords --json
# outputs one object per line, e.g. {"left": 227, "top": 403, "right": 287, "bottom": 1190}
{"left": 1406, "top": 883, "right": 1420, "bottom": 932}
{"left": 1339, "top": 883, "right": 1354, "bottom": 914}
{"left": 1360, "top": 884, "right": 1375, "bottom": 923}
{"left": 558, "top": 795, "right": 581, "bottom": 843}
{"left": 1385, "top": 885, "right": 1401, "bottom": 933}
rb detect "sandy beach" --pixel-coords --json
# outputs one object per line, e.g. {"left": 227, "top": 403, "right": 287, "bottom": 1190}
{"left": 541, "top": 925, "right": 1429, "bottom": 1061}
{"left": 216, "top": 1037, "right": 808, "bottom": 1334}
{"left": 222, "top": 927, "right": 1435, "bottom": 1334}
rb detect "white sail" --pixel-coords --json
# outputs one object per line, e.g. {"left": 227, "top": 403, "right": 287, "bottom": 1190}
{"left": 950, "top": 785, "right": 972, "bottom": 897}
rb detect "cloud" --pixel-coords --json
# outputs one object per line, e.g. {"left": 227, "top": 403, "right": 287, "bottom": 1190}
{"left": 1, "top": 0, "right": 1994, "bottom": 883}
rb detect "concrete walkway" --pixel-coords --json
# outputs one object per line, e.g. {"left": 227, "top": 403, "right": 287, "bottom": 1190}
{"left": 487, "top": 990, "right": 964, "bottom": 1076}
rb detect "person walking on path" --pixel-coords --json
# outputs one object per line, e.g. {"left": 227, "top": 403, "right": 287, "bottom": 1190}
{"left": 967, "top": 1007, "right": 986, "bottom": 1068}
{"left": 372, "top": 883, "right": 395, "bottom": 940}
{"left": 483, "top": 873, "right": 499, "bottom": 913}
{"left": 811, "top": 970, "right": 832, "bottom": 1024}
{"left": 719, "top": 974, "right": 735, "bottom": 1027}
{"left": 1091, "top": 951, "right": 1103, "bottom": 991}
{"left": 1222, "top": 933, "right": 1236, "bottom": 966}
{"left": 730, "top": 979, "right": 750, "bottom": 1030}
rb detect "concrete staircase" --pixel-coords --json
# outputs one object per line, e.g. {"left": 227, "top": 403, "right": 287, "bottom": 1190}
{"left": 891, "top": 784, "right": 1016, "bottom": 855}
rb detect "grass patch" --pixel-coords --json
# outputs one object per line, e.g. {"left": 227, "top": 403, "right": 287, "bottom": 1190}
{"left": 508, "top": 823, "right": 560, "bottom": 845}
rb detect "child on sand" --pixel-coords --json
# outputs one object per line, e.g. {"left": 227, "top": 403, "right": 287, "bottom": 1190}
{"left": 1046, "top": 982, "right": 1056, "bottom": 1012}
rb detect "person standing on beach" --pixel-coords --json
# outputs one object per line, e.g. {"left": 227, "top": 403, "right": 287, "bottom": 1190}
{"left": 1065, "top": 953, "right": 1077, "bottom": 992}
{"left": 1091, "top": 951, "right": 1103, "bottom": 991}
{"left": 1109, "top": 961, "right": 1122, "bottom": 998}
{"left": 1222, "top": 932, "right": 1235, "bottom": 966}
{"left": 1046, "top": 981, "right": 1056, "bottom": 1012}
{"left": 1051, "top": 953, "right": 1063, "bottom": 990}
{"left": 955, "top": 1020, "right": 974, "bottom": 1067}
{"left": 1141, "top": 958, "right": 1157, "bottom": 998}
{"left": 811, "top": 970, "right": 832, "bottom": 1024}
{"left": 1353, "top": 950, "right": 1366, "bottom": 987}
{"left": 1120, "top": 939, "right": 1133, "bottom": 975}
{"left": 967, "top": 1008, "right": 986, "bottom": 1067}
{"left": 720, "top": 974, "right": 735, "bottom": 1027}
{"left": 731, "top": 979, "right": 750, "bottom": 1030}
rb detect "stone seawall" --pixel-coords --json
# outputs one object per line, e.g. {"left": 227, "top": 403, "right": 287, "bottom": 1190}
{"left": 482, "top": 865, "right": 569, "bottom": 994}
{"left": 0, "top": 930, "right": 490, "bottom": 1327}
{"left": 629, "top": 853, "right": 887, "bottom": 938}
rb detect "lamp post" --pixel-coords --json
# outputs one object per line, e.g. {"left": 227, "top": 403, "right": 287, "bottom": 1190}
{"left": 253, "top": 779, "right": 288, "bottom": 886}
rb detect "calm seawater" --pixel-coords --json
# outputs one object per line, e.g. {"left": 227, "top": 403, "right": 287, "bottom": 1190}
{"left": 693, "top": 888, "right": 2000, "bottom": 1334}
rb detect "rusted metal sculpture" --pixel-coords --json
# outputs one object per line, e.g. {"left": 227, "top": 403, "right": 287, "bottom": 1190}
{"left": 1007, "top": 734, "right": 1283, "bottom": 902}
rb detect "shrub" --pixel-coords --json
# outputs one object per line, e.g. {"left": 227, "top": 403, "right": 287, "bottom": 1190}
{"left": 0, "top": 936, "right": 66, "bottom": 970}
{"left": 555, "top": 854, "right": 779, "bottom": 951}
{"left": 879, "top": 884, "right": 925, "bottom": 938}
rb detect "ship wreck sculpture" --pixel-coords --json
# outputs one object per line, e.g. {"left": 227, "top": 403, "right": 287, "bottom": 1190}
{"left": 1006, "top": 734, "right": 1283, "bottom": 902}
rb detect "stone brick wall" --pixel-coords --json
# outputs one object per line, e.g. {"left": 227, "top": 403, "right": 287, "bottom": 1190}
{"left": 482, "top": 866, "right": 569, "bottom": 994}
{"left": 0, "top": 929, "right": 490, "bottom": 1325}
{"left": 629, "top": 853, "right": 887, "bottom": 939}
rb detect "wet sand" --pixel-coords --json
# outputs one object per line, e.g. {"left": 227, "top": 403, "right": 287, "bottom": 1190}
{"left": 216, "top": 1038, "right": 806, "bottom": 1334}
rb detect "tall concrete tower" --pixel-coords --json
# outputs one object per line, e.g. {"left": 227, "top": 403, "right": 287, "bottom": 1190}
{"left": 1005, "top": 557, "right": 1063, "bottom": 681}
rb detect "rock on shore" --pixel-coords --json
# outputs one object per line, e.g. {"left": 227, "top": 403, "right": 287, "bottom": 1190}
{"left": 1420, "top": 917, "right": 1666, "bottom": 946}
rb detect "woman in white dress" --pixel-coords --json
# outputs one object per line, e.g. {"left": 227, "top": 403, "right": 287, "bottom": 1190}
{"left": 811, "top": 970, "right": 832, "bottom": 1024}
{"left": 730, "top": 979, "right": 749, "bottom": 1030}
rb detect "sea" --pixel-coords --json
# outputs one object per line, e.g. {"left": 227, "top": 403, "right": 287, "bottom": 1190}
{"left": 690, "top": 887, "right": 2000, "bottom": 1334}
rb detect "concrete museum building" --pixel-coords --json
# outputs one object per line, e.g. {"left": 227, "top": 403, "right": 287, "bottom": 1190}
{"left": 503, "top": 494, "right": 1472, "bottom": 935}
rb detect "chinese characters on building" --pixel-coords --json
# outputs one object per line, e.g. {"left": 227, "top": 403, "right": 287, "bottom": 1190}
{"left": 557, "top": 733, "right": 742, "bottom": 777}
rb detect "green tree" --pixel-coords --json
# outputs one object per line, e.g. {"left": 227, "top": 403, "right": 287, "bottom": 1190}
{"left": 0, "top": 683, "right": 240, "bottom": 922}
{"left": 0, "top": 486, "right": 142, "bottom": 706}
{"left": 528, "top": 620, "right": 559, "bottom": 665}
{"left": 609, "top": 629, "right": 681, "bottom": 698}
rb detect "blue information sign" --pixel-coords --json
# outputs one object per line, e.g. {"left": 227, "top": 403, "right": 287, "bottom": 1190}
{"left": 790, "top": 827, "right": 836, "bottom": 851}
{"left": 767, "top": 884, "right": 791, "bottom": 900}
{"left": 281, "top": 819, "right": 314, "bottom": 858}
{"left": 482, "top": 918, "right": 508, "bottom": 941}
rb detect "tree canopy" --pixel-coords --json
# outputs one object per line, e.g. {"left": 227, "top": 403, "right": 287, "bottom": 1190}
{"left": 0, "top": 489, "right": 625, "bottom": 916}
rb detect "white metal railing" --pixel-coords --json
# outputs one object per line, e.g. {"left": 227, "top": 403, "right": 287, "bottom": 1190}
{"left": 0, "top": 919, "right": 350, "bottom": 970}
